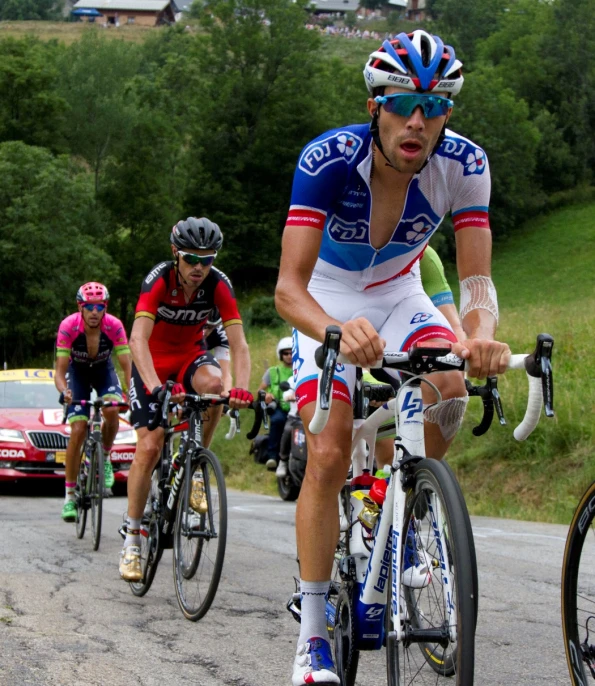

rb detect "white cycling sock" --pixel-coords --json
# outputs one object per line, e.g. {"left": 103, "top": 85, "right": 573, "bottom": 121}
{"left": 64, "top": 482, "right": 76, "bottom": 504}
{"left": 124, "top": 516, "right": 141, "bottom": 547}
{"left": 298, "top": 579, "right": 330, "bottom": 646}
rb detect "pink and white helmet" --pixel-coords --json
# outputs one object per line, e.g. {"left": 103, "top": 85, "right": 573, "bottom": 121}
{"left": 364, "top": 30, "right": 464, "bottom": 96}
{"left": 76, "top": 282, "right": 109, "bottom": 305}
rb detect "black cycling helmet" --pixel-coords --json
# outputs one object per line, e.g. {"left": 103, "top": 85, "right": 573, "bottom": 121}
{"left": 170, "top": 217, "right": 223, "bottom": 251}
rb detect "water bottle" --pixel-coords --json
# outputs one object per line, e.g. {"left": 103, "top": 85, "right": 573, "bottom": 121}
{"left": 349, "top": 469, "right": 378, "bottom": 582}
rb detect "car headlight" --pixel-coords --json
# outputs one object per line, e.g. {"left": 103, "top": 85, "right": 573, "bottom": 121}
{"left": 113, "top": 429, "right": 137, "bottom": 445}
{"left": 0, "top": 428, "right": 25, "bottom": 443}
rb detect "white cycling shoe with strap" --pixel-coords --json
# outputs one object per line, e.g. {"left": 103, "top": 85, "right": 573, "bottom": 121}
{"left": 292, "top": 636, "right": 340, "bottom": 685}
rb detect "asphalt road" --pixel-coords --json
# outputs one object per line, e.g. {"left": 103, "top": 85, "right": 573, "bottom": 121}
{"left": 0, "top": 482, "right": 571, "bottom": 685}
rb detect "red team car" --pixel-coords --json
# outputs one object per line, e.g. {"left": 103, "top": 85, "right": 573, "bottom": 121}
{"left": 0, "top": 368, "right": 136, "bottom": 483}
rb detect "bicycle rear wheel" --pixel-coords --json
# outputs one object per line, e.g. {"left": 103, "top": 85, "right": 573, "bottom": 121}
{"left": 75, "top": 451, "right": 88, "bottom": 539}
{"left": 90, "top": 442, "right": 104, "bottom": 551}
{"left": 562, "top": 480, "right": 595, "bottom": 684}
{"left": 386, "top": 458, "right": 476, "bottom": 686}
{"left": 173, "top": 448, "right": 227, "bottom": 621}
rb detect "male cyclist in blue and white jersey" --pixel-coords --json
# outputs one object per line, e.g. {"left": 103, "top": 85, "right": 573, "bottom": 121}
{"left": 275, "top": 30, "right": 510, "bottom": 685}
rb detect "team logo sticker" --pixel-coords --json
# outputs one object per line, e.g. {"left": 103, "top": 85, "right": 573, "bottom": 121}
{"left": 298, "top": 131, "right": 363, "bottom": 177}
{"left": 464, "top": 148, "right": 486, "bottom": 176}
{"left": 411, "top": 313, "right": 433, "bottom": 324}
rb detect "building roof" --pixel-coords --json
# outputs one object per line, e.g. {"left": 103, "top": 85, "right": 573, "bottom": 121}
{"left": 309, "top": 0, "right": 359, "bottom": 11}
{"left": 74, "top": 0, "right": 171, "bottom": 10}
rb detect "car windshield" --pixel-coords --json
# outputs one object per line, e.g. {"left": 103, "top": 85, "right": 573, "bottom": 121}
{"left": 0, "top": 381, "right": 59, "bottom": 409}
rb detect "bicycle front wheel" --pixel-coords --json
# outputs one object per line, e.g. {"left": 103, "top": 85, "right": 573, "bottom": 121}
{"left": 90, "top": 442, "right": 104, "bottom": 551}
{"left": 562, "top": 480, "right": 595, "bottom": 684}
{"left": 173, "top": 448, "right": 227, "bottom": 621}
{"left": 75, "top": 451, "right": 88, "bottom": 539}
{"left": 386, "top": 458, "right": 476, "bottom": 686}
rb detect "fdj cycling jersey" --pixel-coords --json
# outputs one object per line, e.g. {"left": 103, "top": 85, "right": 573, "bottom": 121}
{"left": 135, "top": 261, "right": 241, "bottom": 373}
{"left": 286, "top": 124, "right": 490, "bottom": 291}
{"left": 56, "top": 313, "right": 129, "bottom": 366}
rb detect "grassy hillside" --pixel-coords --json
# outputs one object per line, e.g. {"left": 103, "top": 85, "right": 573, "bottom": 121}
{"left": 446, "top": 202, "right": 595, "bottom": 524}
{"left": 214, "top": 202, "right": 595, "bottom": 523}
{"left": 0, "top": 20, "right": 156, "bottom": 44}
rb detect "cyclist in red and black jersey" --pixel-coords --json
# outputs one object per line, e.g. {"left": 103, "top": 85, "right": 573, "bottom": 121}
{"left": 120, "top": 217, "right": 252, "bottom": 582}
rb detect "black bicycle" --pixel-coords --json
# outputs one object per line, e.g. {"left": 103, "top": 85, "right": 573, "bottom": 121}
{"left": 128, "top": 382, "right": 264, "bottom": 621}
{"left": 63, "top": 398, "right": 129, "bottom": 551}
{"left": 562, "top": 481, "right": 595, "bottom": 685}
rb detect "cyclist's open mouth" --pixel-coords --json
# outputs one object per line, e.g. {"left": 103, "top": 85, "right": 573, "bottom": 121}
{"left": 400, "top": 140, "right": 424, "bottom": 160}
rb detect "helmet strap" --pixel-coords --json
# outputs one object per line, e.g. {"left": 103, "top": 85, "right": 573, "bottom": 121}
{"left": 418, "top": 122, "right": 446, "bottom": 173}
{"left": 370, "top": 108, "right": 397, "bottom": 173}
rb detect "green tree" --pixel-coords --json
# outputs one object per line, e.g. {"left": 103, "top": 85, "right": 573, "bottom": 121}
{"left": 451, "top": 67, "right": 543, "bottom": 235}
{"left": 99, "top": 28, "right": 203, "bottom": 322}
{"left": 56, "top": 33, "right": 141, "bottom": 196}
{"left": 0, "top": 141, "right": 115, "bottom": 364}
{"left": 430, "top": 0, "right": 509, "bottom": 64}
{"left": 0, "top": 0, "right": 63, "bottom": 20}
{"left": 0, "top": 37, "right": 67, "bottom": 151}
{"left": 184, "top": 0, "right": 365, "bottom": 282}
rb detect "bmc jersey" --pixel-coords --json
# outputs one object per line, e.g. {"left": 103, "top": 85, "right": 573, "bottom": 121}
{"left": 56, "top": 313, "right": 129, "bottom": 366}
{"left": 134, "top": 262, "right": 240, "bottom": 365}
{"left": 286, "top": 123, "right": 490, "bottom": 291}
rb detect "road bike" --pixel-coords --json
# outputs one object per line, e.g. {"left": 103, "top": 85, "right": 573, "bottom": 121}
{"left": 562, "top": 480, "right": 595, "bottom": 685}
{"left": 63, "top": 398, "right": 129, "bottom": 551}
{"left": 127, "top": 382, "right": 263, "bottom": 621}
{"left": 305, "top": 326, "right": 554, "bottom": 685}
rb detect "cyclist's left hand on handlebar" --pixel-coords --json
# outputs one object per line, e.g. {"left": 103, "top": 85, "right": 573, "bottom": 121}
{"left": 225, "top": 387, "right": 254, "bottom": 409}
{"left": 452, "top": 339, "right": 511, "bottom": 379}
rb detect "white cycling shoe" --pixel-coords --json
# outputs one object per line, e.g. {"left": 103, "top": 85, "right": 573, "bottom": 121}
{"left": 402, "top": 520, "right": 433, "bottom": 589}
{"left": 292, "top": 637, "right": 340, "bottom": 685}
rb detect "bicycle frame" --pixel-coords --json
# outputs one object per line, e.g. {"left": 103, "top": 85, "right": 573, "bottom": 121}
{"left": 346, "top": 374, "right": 454, "bottom": 651}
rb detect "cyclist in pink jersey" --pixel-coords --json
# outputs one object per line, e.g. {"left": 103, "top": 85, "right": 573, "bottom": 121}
{"left": 54, "top": 282, "right": 131, "bottom": 522}
{"left": 276, "top": 31, "right": 510, "bottom": 684}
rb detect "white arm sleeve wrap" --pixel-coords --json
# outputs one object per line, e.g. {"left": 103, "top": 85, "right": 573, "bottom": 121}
{"left": 459, "top": 275, "right": 499, "bottom": 323}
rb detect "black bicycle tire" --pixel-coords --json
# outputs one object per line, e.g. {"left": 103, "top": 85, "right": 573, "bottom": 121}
{"left": 129, "top": 514, "right": 161, "bottom": 597}
{"left": 173, "top": 448, "right": 227, "bottom": 621}
{"left": 91, "top": 442, "right": 104, "bottom": 551}
{"left": 441, "top": 459, "right": 479, "bottom": 629}
{"left": 75, "top": 451, "right": 87, "bottom": 539}
{"left": 562, "top": 480, "right": 595, "bottom": 685}
{"left": 277, "top": 474, "right": 300, "bottom": 501}
{"left": 386, "top": 458, "right": 476, "bottom": 686}
{"left": 129, "top": 462, "right": 165, "bottom": 597}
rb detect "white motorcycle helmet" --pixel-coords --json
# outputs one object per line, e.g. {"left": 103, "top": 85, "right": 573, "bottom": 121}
{"left": 276, "top": 336, "right": 293, "bottom": 361}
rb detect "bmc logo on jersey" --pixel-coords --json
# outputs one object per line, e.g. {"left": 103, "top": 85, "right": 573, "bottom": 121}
{"left": 298, "top": 131, "right": 363, "bottom": 177}
{"left": 327, "top": 216, "right": 368, "bottom": 244}
{"left": 411, "top": 312, "right": 433, "bottom": 324}
{"left": 157, "top": 306, "right": 211, "bottom": 324}
{"left": 440, "top": 138, "right": 487, "bottom": 176}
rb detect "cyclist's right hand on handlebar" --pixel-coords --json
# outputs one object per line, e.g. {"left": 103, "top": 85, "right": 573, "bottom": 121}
{"left": 339, "top": 318, "right": 385, "bottom": 368}
{"left": 59, "top": 389, "right": 73, "bottom": 405}
{"left": 152, "top": 383, "right": 185, "bottom": 404}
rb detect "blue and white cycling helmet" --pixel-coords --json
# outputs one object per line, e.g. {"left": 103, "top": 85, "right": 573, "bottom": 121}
{"left": 364, "top": 30, "right": 464, "bottom": 96}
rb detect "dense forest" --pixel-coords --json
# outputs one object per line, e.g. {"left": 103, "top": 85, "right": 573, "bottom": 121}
{"left": 1, "top": 0, "right": 594, "bottom": 363}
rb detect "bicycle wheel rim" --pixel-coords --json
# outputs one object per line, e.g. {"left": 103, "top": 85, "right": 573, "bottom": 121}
{"left": 386, "top": 459, "right": 475, "bottom": 686}
{"left": 75, "top": 454, "right": 87, "bottom": 539}
{"left": 562, "top": 482, "right": 595, "bottom": 684}
{"left": 90, "top": 443, "right": 104, "bottom": 551}
{"left": 173, "top": 449, "right": 227, "bottom": 621}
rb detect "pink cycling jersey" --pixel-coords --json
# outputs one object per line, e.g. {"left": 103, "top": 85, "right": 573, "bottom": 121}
{"left": 56, "top": 312, "right": 130, "bottom": 366}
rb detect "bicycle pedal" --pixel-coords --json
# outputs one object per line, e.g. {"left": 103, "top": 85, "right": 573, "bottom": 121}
{"left": 286, "top": 593, "right": 302, "bottom": 624}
